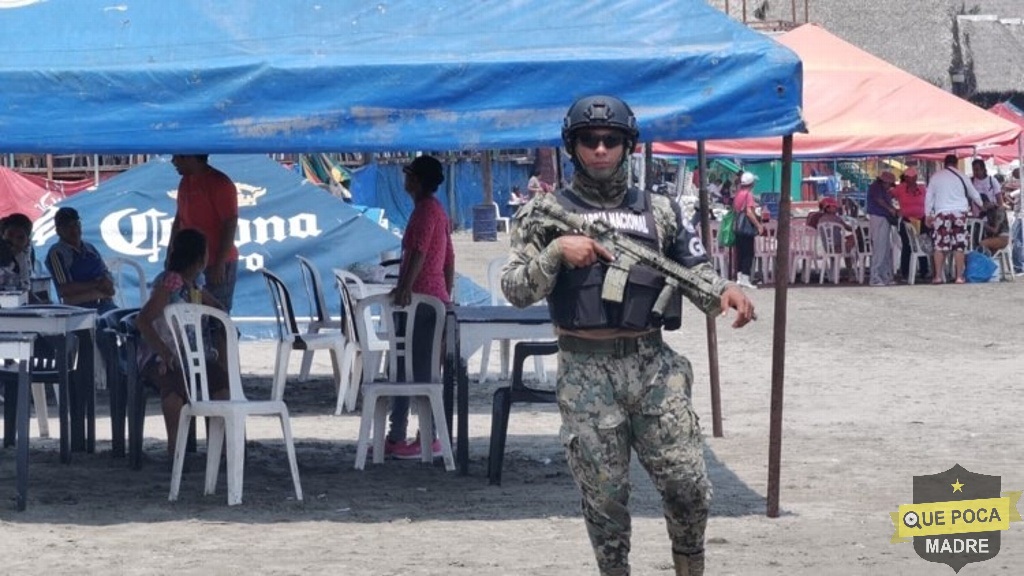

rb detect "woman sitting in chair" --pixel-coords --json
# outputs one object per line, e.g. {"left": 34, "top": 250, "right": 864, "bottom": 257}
{"left": 980, "top": 199, "right": 1010, "bottom": 254}
{"left": 136, "top": 229, "right": 229, "bottom": 457}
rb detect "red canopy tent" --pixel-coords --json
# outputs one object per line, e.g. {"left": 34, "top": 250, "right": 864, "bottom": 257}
{"left": 654, "top": 24, "right": 1022, "bottom": 159}
{"left": 980, "top": 102, "right": 1024, "bottom": 165}
{"left": 0, "top": 166, "right": 65, "bottom": 220}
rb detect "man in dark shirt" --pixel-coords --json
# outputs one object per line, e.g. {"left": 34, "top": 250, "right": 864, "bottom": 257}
{"left": 866, "top": 171, "right": 898, "bottom": 285}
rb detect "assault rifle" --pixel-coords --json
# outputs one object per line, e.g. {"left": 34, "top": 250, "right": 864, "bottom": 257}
{"left": 533, "top": 200, "right": 722, "bottom": 317}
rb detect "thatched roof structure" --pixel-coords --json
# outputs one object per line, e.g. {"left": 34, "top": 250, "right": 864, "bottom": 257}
{"left": 956, "top": 15, "right": 1024, "bottom": 106}
{"left": 706, "top": 0, "right": 1024, "bottom": 102}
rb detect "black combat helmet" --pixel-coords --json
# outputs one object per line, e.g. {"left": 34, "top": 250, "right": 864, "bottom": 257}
{"left": 561, "top": 95, "right": 640, "bottom": 156}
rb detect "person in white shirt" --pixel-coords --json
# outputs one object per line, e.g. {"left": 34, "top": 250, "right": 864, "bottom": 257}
{"left": 970, "top": 159, "right": 1002, "bottom": 214}
{"left": 925, "top": 154, "right": 984, "bottom": 284}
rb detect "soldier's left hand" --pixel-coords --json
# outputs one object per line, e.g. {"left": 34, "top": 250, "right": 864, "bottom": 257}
{"left": 720, "top": 286, "right": 755, "bottom": 328}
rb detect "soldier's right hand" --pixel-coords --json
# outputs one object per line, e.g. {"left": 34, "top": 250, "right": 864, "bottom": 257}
{"left": 556, "top": 235, "right": 614, "bottom": 268}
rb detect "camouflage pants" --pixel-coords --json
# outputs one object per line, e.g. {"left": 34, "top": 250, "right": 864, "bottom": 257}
{"left": 557, "top": 335, "right": 711, "bottom": 576}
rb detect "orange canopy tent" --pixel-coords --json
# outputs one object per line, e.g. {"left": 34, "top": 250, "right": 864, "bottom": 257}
{"left": 654, "top": 24, "right": 1022, "bottom": 159}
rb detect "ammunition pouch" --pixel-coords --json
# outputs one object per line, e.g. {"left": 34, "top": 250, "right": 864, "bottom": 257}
{"left": 547, "top": 262, "right": 681, "bottom": 331}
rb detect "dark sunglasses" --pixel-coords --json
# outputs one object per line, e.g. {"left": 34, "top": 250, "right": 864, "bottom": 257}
{"left": 576, "top": 132, "right": 625, "bottom": 150}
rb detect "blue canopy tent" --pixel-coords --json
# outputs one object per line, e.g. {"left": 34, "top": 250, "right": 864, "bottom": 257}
{"left": 0, "top": 1, "right": 803, "bottom": 153}
{"left": 32, "top": 155, "right": 401, "bottom": 338}
{"left": 3, "top": 0, "right": 804, "bottom": 510}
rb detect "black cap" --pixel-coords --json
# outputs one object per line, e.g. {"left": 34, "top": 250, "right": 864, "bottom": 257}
{"left": 54, "top": 207, "right": 80, "bottom": 226}
{"left": 403, "top": 155, "right": 445, "bottom": 191}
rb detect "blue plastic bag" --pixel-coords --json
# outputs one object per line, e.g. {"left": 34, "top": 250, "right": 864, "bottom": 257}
{"left": 964, "top": 250, "right": 996, "bottom": 283}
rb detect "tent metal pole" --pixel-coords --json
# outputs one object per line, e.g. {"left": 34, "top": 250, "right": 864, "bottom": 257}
{"left": 644, "top": 143, "right": 654, "bottom": 192}
{"left": 481, "top": 150, "right": 494, "bottom": 206}
{"left": 673, "top": 157, "right": 686, "bottom": 198}
{"left": 446, "top": 161, "right": 458, "bottom": 230}
{"left": 767, "top": 134, "right": 794, "bottom": 518}
{"left": 1019, "top": 137, "right": 1024, "bottom": 218}
{"left": 1016, "top": 138, "right": 1024, "bottom": 262}
{"left": 696, "top": 141, "right": 723, "bottom": 438}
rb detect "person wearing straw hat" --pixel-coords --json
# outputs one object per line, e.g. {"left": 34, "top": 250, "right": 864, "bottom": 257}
{"left": 866, "top": 171, "right": 899, "bottom": 286}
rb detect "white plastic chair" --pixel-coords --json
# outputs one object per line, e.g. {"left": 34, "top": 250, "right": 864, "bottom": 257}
{"left": 107, "top": 257, "right": 148, "bottom": 308}
{"left": 993, "top": 244, "right": 1015, "bottom": 282}
{"left": 295, "top": 256, "right": 343, "bottom": 382}
{"left": 753, "top": 221, "right": 778, "bottom": 285}
{"left": 965, "top": 218, "right": 984, "bottom": 252}
{"left": 897, "top": 220, "right": 930, "bottom": 285}
{"left": 31, "top": 383, "right": 51, "bottom": 437}
{"left": 478, "top": 257, "right": 510, "bottom": 383}
{"left": 788, "top": 224, "right": 819, "bottom": 284}
{"left": 817, "top": 222, "right": 846, "bottom": 285}
{"left": 2, "top": 340, "right": 74, "bottom": 439}
{"left": 164, "top": 303, "right": 302, "bottom": 506}
{"left": 333, "top": 279, "right": 364, "bottom": 414}
{"left": 487, "top": 202, "right": 511, "bottom": 233}
{"left": 478, "top": 257, "right": 547, "bottom": 384}
{"left": 332, "top": 268, "right": 371, "bottom": 300}
{"left": 353, "top": 293, "right": 455, "bottom": 471}
{"left": 339, "top": 269, "right": 391, "bottom": 393}
{"left": 261, "top": 268, "right": 356, "bottom": 412}
{"left": 852, "top": 222, "right": 873, "bottom": 284}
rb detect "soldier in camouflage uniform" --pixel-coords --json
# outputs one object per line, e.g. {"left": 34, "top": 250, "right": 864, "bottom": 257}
{"left": 501, "top": 95, "right": 755, "bottom": 576}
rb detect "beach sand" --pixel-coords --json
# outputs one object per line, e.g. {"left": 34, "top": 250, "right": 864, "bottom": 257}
{"left": 1, "top": 230, "right": 1022, "bottom": 575}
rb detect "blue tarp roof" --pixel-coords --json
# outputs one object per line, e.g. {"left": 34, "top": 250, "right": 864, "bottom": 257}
{"left": 0, "top": 0, "right": 804, "bottom": 153}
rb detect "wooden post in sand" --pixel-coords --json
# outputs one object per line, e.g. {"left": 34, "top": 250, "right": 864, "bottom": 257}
{"left": 696, "top": 141, "right": 724, "bottom": 438}
{"left": 767, "top": 135, "right": 794, "bottom": 517}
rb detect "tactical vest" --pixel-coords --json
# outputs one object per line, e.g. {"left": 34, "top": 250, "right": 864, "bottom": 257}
{"left": 546, "top": 187, "right": 682, "bottom": 331}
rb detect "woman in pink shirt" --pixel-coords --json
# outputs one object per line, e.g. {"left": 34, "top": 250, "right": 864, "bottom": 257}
{"left": 387, "top": 155, "right": 455, "bottom": 460}
{"left": 891, "top": 167, "right": 930, "bottom": 281}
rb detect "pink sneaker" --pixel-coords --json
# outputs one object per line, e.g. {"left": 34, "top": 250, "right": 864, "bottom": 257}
{"left": 391, "top": 438, "right": 444, "bottom": 460}
{"left": 368, "top": 439, "right": 401, "bottom": 458}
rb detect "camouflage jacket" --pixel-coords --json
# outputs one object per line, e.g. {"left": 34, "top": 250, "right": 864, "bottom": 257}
{"left": 500, "top": 189, "right": 729, "bottom": 317}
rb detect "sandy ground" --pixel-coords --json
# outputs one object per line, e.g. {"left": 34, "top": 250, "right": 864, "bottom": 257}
{"left": 1, "top": 230, "right": 1022, "bottom": 575}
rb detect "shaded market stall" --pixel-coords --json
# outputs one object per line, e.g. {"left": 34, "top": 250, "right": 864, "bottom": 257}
{"left": 0, "top": 0, "right": 808, "bottom": 514}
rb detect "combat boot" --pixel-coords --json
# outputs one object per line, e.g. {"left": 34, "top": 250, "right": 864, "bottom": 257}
{"left": 672, "top": 552, "right": 704, "bottom": 576}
